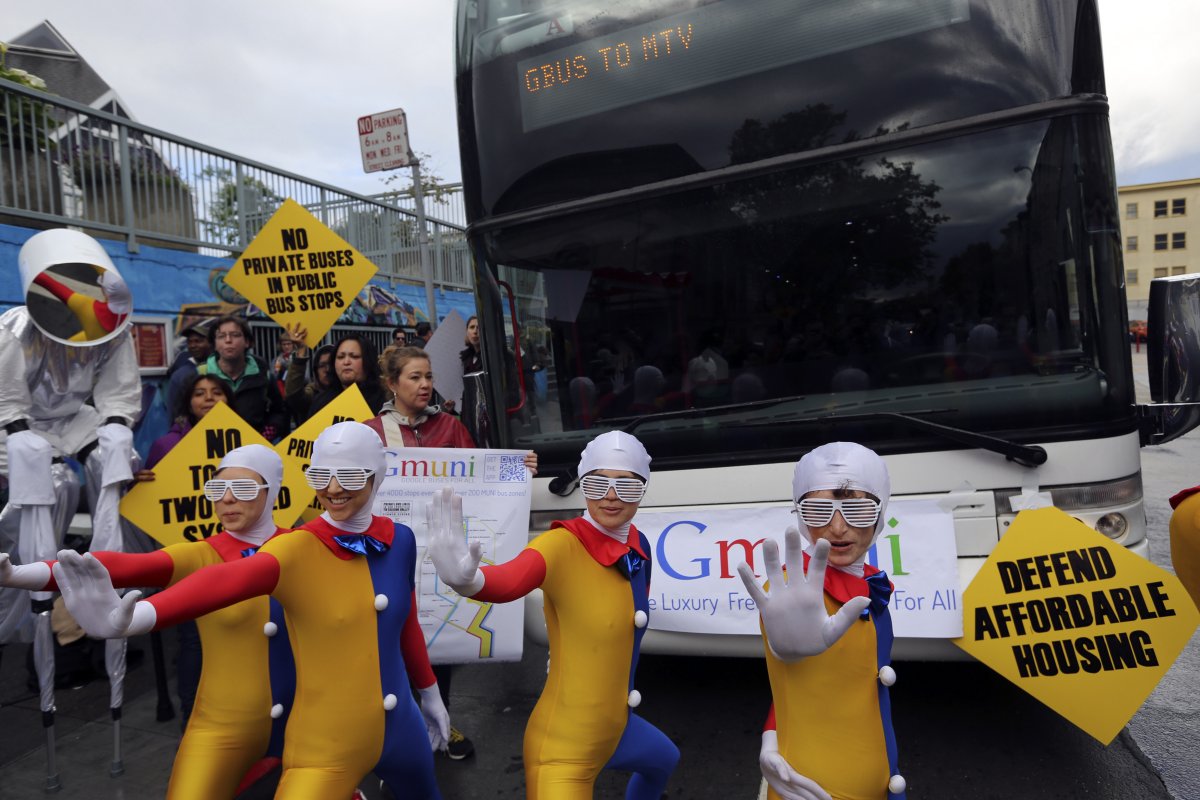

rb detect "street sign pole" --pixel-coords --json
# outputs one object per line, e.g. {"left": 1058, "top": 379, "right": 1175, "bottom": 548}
{"left": 409, "top": 160, "right": 439, "bottom": 330}
{"left": 357, "top": 107, "right": 439, "bottom": 328}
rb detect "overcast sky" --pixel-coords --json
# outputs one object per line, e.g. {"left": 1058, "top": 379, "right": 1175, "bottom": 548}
{"left": 5, "top": 1, "right": 1197, "bottom": 196}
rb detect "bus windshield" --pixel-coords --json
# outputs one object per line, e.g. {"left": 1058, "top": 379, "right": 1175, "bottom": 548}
{"left": 457, "top": 0, "right": 1132, "bottom": 471}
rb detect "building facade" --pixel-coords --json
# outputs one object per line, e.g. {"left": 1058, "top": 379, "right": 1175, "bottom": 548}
{"left": 1119, "top": 177, "right": 1200, "bottom": 320}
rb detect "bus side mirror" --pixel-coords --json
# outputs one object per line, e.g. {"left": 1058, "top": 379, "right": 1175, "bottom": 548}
{"left": 1143, "top": 274, "right": 1200, "bottom": 445}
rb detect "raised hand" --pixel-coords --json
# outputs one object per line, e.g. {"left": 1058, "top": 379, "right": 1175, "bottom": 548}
{"left": 425, "top": 487, "right": 483, "bottom": 595}
{"left": 284, "top": 322, "right": 310, "bottom": 358}
{"left": 52, "top": 550, "right": 145, "bottom": 638}
{"left": 759, "top": 730, "right": 832, "bottom": 800}
{"left": 417, "top": 683, "right": 451, "bottom": 751}
{"left": 737, "top": 529, "right": 870, "bottom": 661}
{"left": 425, "top": 487, "right": 483, "bottom": 596}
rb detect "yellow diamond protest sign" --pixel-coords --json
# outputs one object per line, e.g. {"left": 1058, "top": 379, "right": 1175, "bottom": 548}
{"left": 120, "top": 403, "right": 306, "bottom": 547}
{"left": 275, "top": 384, "right": 375, "bottom": 524}
{"left": 954, "top": 507, "right": 1200, "bottom": 744}
{"left": 223, "top": 198, "right": 378, "bottom": 347}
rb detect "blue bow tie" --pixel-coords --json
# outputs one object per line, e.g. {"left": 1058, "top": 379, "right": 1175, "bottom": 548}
{"left": 332, "top": 533, "right": 390, "bottom": 556}
{"left": 862, "top": 570, "right": 893, "bottom": 618}
{"left": 616, "top": 550, "right": 644, "bottom": 581}
{"left": 240, "top": 547, "right": 259, "bottom": 559}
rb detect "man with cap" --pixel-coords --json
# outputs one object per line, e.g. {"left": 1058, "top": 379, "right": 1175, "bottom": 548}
{"left": 428, "top": 430, "right": 679, "bottom": 799}
{"left": 738, "top": 442, "right": 906, "bottom": 800}
{"left": 166, "top": 318, "right": 215, "bottom": 413}
{"left": 0, "top": 229, "right": 142, "bottom": 776}
{"left": 1, "top": 444, "right": 295, "bottom": 799}
{"left": 51, "top": 422, "right": 448, "bottom": 799}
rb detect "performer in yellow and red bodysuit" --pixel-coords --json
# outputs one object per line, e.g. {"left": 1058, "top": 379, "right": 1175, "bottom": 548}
{"left": 51, "top": 422, "right": 448, "bottom": 799}
{"left": 738, "top": 442, "right": 906, "bottom": 800}
{"left": 428, "top": 430, "right": 679, "bottom": 799}
{"left": 0, "top": 444, "right": 294, "bottom": 800}
{"left": 1167, "top": 486, "right": 1200, "bottom": 610}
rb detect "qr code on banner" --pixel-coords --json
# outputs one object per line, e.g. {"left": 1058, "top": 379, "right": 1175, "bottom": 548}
{"left": 484, "top": 454, "right": 528, "bottom": 483}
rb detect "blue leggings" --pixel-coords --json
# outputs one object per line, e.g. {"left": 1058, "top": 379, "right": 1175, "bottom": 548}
{"left": 604, "top": 713, "right": 680, "bottom": 800}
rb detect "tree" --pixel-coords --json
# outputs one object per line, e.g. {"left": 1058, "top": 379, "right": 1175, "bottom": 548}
{"left": 199, "top": 166, "right": 283, "bottom": 248}
{"left": 0, "top": 41, "right": 54, "bottom": 153}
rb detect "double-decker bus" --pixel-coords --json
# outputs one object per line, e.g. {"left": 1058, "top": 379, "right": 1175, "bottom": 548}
{"left": 452, "top": 0, "right": 1199, "bottom": 656}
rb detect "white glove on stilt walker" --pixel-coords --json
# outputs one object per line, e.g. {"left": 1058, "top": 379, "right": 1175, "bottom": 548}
{"left": 759, "top": 730, "right": 832, "bottom": 800}
{"left": 52, "top": 550, "right": 156, "bottom": 638}
{"left": 425, "top": 487, "right": 484, "bottom": 597}
{"left": 417, "top": 683, "right": 451, "bottom": 751}
{"left": 737, "top": 530, "right": 870, "bottom": 661}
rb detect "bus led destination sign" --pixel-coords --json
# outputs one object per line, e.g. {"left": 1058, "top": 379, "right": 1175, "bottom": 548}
{"left": 515, "top": 0, "right": 969, "bottom": 132}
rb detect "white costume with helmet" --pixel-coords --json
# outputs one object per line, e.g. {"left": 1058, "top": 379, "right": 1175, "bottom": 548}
{"left": 0, "top": 230, "right": 141, "bottom": 733}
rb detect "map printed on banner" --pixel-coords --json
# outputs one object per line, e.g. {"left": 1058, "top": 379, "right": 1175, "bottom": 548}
{"left": 274, "top": 384, "right": 374, "bottom": 524}
{"left": 634, "top": 499, "right": 962, "bottom": 638}
{"left": 223, "top": 198, "right": 378, "bottom": 347}
{"left": 120, "top": 403, "right": 305, "bottom": 547}
{"left": 372, "top": 447, "right": 533, "bottom": 665}
{"left": 953, "top": 507, "right": 1200, "bottom": 744}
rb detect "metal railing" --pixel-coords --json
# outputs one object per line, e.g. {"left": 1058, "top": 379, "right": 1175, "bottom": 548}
{"left": 0, "top": 77, "right": 472, "bottom": 291}
{"left": 373, "top": 183, "right": 469, "bottom": 229}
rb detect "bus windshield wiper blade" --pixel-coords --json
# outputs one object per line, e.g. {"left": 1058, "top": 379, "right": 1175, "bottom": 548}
{"left": 614, "top": 403, "right": 1048, "bottom": 467}
{"left": 548, "top": 396, "right": 809, "bottom": 495}
{"left": 807, "top": 411, "right": 1048, "bottom": 467}
{"left": 549, "top": 403, "right": 1045, "bottom": 496}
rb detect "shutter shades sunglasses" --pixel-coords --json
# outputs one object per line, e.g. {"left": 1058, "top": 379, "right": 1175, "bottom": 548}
{"left": 203, "top": 479, "right": 269, "bottom": 502}
{"left": 304, "top": 467, "right": 375, "bottom": 491}
{"left": 795, "top": 497, "right": 881, "bottom": 529}
{"left": 579, "top": 475, "right": 647, "bottom": 503}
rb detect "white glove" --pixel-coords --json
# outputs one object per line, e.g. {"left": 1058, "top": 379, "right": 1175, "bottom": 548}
{"left": 737, "top": 530, "right": 870, "bottom": 661}
{"left": 0, "top": 552, "right": 52, "bottom": 590}
{"left": 52, "top": 550, "right": 155, "bottom": 638}
{"left": 425, "top": 487, "right": 484, "bottom": 596}
{"left": 4, "top": 429, "right": 55, "bottom": 505}
{"left": 759, "top": 730, "right": 832, "bottom": 800}
{"left": 417, "top": 683, "right": 451, "bottom": 751}
{"left": 96, "top": 422, "right": 135, "bottom": 487}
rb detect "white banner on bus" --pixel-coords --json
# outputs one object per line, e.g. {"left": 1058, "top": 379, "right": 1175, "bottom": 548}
{"left": 372, "top": 446, "right": 533, "bottom": 664}
{"left": 635, "top": 498, "right": 962, "bottom": 639}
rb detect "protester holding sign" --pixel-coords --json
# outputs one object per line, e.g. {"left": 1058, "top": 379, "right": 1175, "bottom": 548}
{"left": 307, "top": 333, "right": 388, "bottom": 418}
{"left": 2, "top": 445, "right": 294, "bottom": 800}
{"left": 737, "top": 442, "right": 906, "bottom": 800}
{"left": 427, "top": 430, "right": 679, "bottom": 799}
{"left": 52, "top": 422, "right": 448, "bottom": 800}
{"left": 366, "top": 344, "right": 537, "bottom": 761}
{"left": 199, "top": 315, "right": 288, "bottom": 441}
{"left": 138, "top": 374, "right": 234, "bottom": 482}
{"left": 281, "top": 323, "right": 336, "bottom": 425}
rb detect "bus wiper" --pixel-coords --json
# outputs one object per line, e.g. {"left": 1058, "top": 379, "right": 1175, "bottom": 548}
{"left": 547, "top": 402, "right": 1045, "bottom": 496}
{"left": 549, "top": 398, "right": 793, "bottom": 495}
{"left": 809, "top": 412, "right": 1048, "bottom": 468}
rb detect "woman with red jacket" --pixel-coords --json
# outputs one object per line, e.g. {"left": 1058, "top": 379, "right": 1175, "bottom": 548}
{"left": 365, "top": 345, "right": 536, "bottom": 760}
{"left": 366, "top": 346, "right": 476, "bottom": 449}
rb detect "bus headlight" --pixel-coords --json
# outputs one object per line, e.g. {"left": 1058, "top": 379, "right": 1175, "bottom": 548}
{"left": 1094, "top": 513, "right": 1129, "bottom": 539}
